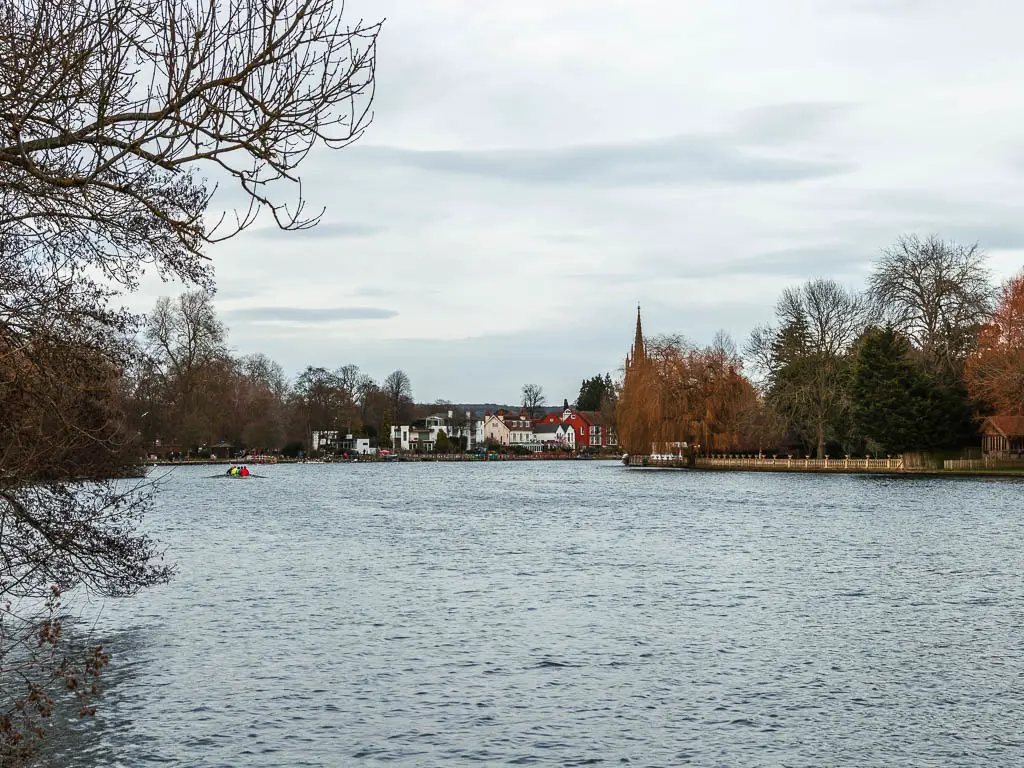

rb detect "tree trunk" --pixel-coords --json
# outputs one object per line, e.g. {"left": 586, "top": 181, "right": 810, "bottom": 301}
{"left": 817, "top": 420, "right": 825, "bottom": 459}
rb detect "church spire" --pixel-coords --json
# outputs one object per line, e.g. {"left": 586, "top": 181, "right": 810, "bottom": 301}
{"left": 633, "top": 304, "right": 645, "bottom": 360}
{"left": 627, "top": 304, "right": 646, "bottom": 369}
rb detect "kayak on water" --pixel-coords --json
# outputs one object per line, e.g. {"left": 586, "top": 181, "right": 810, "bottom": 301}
{"left": 211, "top": 465, "right": 267, "bottom": 478}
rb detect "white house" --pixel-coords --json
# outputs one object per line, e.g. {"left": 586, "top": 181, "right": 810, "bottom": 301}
{"left": 311, "top": 430, "right": 339, "bottom": 453}
{"left": 508, "top": 422, "right": 534, "bottom": 447}
{"left": 392, "top": 411, "right": 485, "bottom": 453}
{"left": 483, "top": 413, "right": 511, "bottom": 446}
{"left": 339, "top": 435, "right": 375, "bottom": 455}
{"left": 312, "top": 430, "right": 376, "bottom": 455}
{"left": 533, "top": 422, "right": 575, "bottom": 450}
{"left": 484, "top": 411, "right": 535, "bottom": 448}
{"left": 391, "top": 425, "right": 412, "bottom": 452}
{"left": 442, "top": 410, "right": 485, "bottom": 450}
{"left": 391, "top": 421, "right": 439, "bottom": 452}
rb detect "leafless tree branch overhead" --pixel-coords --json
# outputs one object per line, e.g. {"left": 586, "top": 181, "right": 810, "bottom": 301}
{"left": 0, "top": 0, "right": 381, "bottom": 287}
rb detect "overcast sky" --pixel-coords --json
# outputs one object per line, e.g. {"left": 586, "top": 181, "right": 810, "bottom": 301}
{"left": 134, "top": 0, "right": 1024, "bottom": 404}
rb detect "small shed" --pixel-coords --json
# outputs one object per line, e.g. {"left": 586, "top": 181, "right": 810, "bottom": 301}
{"left": 980, "top": 415, "right": 1024, "bottom": 458}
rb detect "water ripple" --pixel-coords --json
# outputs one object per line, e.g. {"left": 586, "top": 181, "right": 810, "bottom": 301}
{"left": 39, "top": 463, "right": 1024, "bottom": 767}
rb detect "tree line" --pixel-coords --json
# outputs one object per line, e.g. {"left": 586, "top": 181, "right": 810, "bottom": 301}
{"left": 130, "top": 289, "right": 417, "bottom": 457}
{"left": 131, "top": 302, "right": 633, "bottom": 459}
{"left": 618, "top": 235, "right": 1023, "bottom": 458}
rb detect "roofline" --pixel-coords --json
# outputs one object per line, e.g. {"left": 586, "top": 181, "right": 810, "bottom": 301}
{"left": 982, "top": 416, "right": 1008, "bottom": 439}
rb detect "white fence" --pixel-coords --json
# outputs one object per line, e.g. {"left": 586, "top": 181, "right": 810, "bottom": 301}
{"left": 693, "top": 456, "right": 904, "bottom": 471}
{"left": 943, "top": 457, "right": 1024, "bottom": 471}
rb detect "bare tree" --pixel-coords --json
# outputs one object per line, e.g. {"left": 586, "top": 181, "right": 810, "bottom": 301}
{"left": 777, "top": 279, "right": 871, "bottom": 357}
{"left": 144, "top": 290, "right": 227, "bottom": 391}
{"left": 383, "top": 370, "right": 413, "bottom": 423}
{"left": 234, "top": 353, "right": 288, "bottom": 450}
{"left": 521, "top": 383, "right": 545, "bottom": 417}
{"left": 334, "top": 364, "right": 366, "bottom": 436}
{"left": 241, "top": 353, "right": 288, "bottom": 401}
{"left": 869, "top": 234, "right": 993, "bottom": 375}
{"left": 355, "top": 374, "right": 380, "bottom": 430}
{"left": 142, "top": 289, "right": 229, "bottom": 451}
{"left": 744, "top": 323, "right": 776, "bottom": 388}
{"left": 748, "top": 279, "right": 870, "bottom": 458}
{"left": 0, "top": 0, "right": 380, "bottom": 758}
{"left": 0, "top": 0, "right": 380, "bottom": 289}
{"left": 0, "top": 321, "right": 172, "bottom": 759}
{"left": 616, "top": 332, "right": 761, "bottom": 456}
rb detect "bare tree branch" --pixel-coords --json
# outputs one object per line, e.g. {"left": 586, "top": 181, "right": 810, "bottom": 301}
{"left": 869, "top": 234, "right": 993, "bottom": 376}
{"left": 0, "top": 0, "right": 381, "bottom": 288}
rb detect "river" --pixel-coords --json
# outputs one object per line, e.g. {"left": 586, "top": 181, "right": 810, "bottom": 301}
{"left": 41, "top": 462, "right": 1024, "bottom": 766}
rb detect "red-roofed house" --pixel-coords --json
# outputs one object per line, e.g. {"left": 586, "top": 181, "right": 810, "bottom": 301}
{"left": 484, "top": 410, "right": 534, "bottom": 447}
{"left": 536, "top": 404, "right": 592, "bottom": 448}
{"left": 981, "top": 415, "right": 1024, "bottom": 458}
{"left": 578, "top": 410, "right": 617, "bottom": 448}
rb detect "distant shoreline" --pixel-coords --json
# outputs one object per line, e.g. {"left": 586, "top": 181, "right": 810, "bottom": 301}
{"left": 147, "top": 455, "right": 623, "bottom": 466}
{"left": 624, "top": 455, "right": 1024, "bottom": 479}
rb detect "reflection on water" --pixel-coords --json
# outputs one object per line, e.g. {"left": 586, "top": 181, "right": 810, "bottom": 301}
{"left": 39, "top": 463, "right": 1024, "bottom": 766}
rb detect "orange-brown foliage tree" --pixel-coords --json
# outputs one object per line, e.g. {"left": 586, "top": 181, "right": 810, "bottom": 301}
{"left": 617, "top": 333, "right": 767, "bottom": 455}
{"left": 966, "top": 272, "right": 1024, "bottom": 415}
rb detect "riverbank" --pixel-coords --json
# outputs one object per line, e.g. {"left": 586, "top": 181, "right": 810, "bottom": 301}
{"left": 148, "top": 454, "right": 621, "bottom": 466}
{"left": 625, "top": 454, "right": 1024, "bottom": 478}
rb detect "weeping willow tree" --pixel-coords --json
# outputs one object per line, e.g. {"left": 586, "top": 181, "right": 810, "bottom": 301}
{"left": 617, "top": 330, "right": 762, "bottom": 456}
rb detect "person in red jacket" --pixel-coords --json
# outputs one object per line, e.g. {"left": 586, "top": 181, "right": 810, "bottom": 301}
{"left": 239, "top": 466, "right": 250, "bottom": 477}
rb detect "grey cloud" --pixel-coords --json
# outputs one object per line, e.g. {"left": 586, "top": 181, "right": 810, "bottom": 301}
{"left": 727, "top": 245, "right": 871, "bottom": 277}
{"left": 248, "top": 221, "right": 386, "bottom": 240}
{"left": 845, "top": 190, "right": 1024, "bottom": 251}
{"left": 210, "top": 286, "right": 259, "bottom": 301}
{"left": 224, "top": 306, "right": 398, "bottom": 323}
{"left": 920, "top": 224, "right": 1024, "bottom": 252}
{"left": 542, "top": 232, "right": 595, "bottom": 245}
{"left": 605, "top": 243, "right": 872, "bottom": 284}
{"left": 352, "top": 286, "right": 391, "bottom": 297}
{"left": 356, "top": 134, "right": 852, "bottom": 186}
{"left": 735, "top": 102, "right": 852, "bottom": 145}
{"left": 839, "top": 0, "right": 942, "bottom": 14}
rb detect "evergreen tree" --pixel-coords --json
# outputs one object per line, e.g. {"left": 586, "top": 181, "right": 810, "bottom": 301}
{"left": 850, "top": 327, "right": 924, "bottom": 453}
{"left": 850, "top": 327, "right": 977, "bottom": 454}
{"left": 434, "top": 429, "right": 450, "bottom": 453}
{"left": 576, "top": 374, "right": 613, "bottom": 411}
{"left": 919, "top": 378, "right": 977, "bottom": 451}
{"left": 379, "top": 408, "right": 393, "bottom": 451}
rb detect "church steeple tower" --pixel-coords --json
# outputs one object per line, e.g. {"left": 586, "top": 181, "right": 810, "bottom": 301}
{"left": 626, "top": 304, "right": 646, "bottom": 370}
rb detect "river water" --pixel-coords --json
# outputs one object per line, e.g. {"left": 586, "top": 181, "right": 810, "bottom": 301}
{"left": 41, "top": 462, "right": 1024, "bottom": 767}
